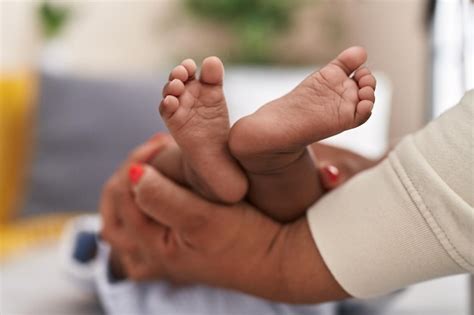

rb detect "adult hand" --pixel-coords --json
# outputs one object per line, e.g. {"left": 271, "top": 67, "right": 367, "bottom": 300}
{"left": 100, "top": 138, "right": 373, "bottom": 299}
{"left": 100, "top": 135, "right": 173, "bottom": 280}
{"left": 122, "top": 163, "right": 349, "bottom": 304}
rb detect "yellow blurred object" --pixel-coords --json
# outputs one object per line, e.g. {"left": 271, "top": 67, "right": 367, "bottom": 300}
{"left": 0, "top": 74, "right": 89, "bottom": 262}
{"left": 0, "top": 72, "right": 36, "bottom": 224}
{"left": 0, "top": 213, "right": 79, "bottom": 262}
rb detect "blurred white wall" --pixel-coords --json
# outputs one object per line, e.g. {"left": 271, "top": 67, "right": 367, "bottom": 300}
{"left": 1, "top": 0, "right": 235, "bottom": 76}
{"left": 1, "top": 0, "right": 177, "bottom": 75}
{"left": 340, "top": 0, "right": 430, "bottom": 141}
{"left": 0, "top": 0, "right": 40, "bottom": 71}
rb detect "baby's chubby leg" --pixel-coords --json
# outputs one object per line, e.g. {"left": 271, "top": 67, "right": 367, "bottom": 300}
{"left": 229, "top": 47, "right": 376, "bottom": 222}
{"left": 158, "top": 58, "right": 248, "bottom": 203}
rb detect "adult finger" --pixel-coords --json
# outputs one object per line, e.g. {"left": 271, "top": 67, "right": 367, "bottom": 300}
{"left": 99, "top": 169, "right": 145, "bottom": 250}
{"left": 116, "top": 135, "right": 172, "bottom": 232}
{"left": 114, "top": 132, "right": 173, "bottom": 187}
{"left": 148, "top": 140, "right": 187, "bottom": 185}
{"left": 131, "top": 164, "right": 219, "bottom": 237}
{"left": 122, "top": 134, "right": 172, "bottom": 174}
{"left": 99, "top": 176, "right": 136, "bottom": 252}
{"left": 122, "top": 225, "right": 170, "bottom": 281}
{"left": 318, "top": 163, "right": 343, "bottom": 190}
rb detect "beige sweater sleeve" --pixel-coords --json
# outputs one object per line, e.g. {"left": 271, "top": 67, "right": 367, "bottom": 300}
{"left": 307, "top": 90, "right": 474, "bottom": 298}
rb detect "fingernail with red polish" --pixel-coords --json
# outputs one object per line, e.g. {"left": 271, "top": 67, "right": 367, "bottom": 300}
{"left": 129, "top": 163, "right": 144, "bottom": 185}
{"left": 324, "top": 165, "right": 340, "bottom": 183}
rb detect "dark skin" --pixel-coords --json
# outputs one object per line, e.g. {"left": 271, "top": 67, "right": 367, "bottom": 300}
{"left": 100, "top": 136, "right": 379, "bottom": 303}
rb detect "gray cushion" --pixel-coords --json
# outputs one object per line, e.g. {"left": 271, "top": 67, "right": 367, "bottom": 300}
{"left": 22, "top": 72, "right": 167, "bottom": 217}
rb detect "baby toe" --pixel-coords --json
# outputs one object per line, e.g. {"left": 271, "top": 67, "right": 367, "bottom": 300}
{"left": 355, "top": 100, "right": 374, "bottom": 126}
{"left": 159, "top": 95, "right": 180, "bottom": 119}
{"left": 358, "top": 86, "right": 375, "bottom": 102}
{"left": 169, "top": 65, "right": 189, "bottom": 82}
{"left": 181, "top": 59, "right": 197, "bottom": 78}
{"left": 354, "top": 67, "right": 371, "bottom": 81}
{"left": 200, "top": 56, "right": 224, "bottom": 85}
{"left": 358, "top": 74, "right": 377, "bottom": 89}
{"left": 331, "top": 46, "right": 367, "bottom": 75}
{"left": 162, "top": 79, "right": 185, "bottom": 97}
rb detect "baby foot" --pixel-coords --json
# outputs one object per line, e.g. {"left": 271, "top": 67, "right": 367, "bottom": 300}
{"left": 229, "top": 46, "right": 376, "bottom": 172}
{"left": 160, "top": 57, "right": 247, "bottom": 203}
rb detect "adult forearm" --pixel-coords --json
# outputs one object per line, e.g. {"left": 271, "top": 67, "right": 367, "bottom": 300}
{"left": 270, "top": 218, "right": 348, "bottom": 303}
{"left": 216, "top": 216, "right": 349, "bottom": 304}
{"left": 305, "top": 93, "right": 474, "bottom": 297}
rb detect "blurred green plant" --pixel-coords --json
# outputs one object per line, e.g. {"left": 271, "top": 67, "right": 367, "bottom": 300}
{"left": 185, "top": 0, "right": 299, "bottom": 64}
{"left": 38, "top": 1, "right": 70, "bottom": 39}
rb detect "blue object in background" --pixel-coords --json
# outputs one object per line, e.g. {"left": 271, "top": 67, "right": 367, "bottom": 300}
{"left": 72, "top": 231, "right": 98, "bottom": 263}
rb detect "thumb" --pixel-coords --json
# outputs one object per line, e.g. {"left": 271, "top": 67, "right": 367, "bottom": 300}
{"left": 129, "top": 163, "right": 215, "bottom": 235}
